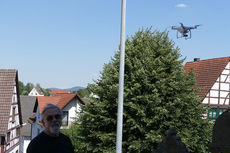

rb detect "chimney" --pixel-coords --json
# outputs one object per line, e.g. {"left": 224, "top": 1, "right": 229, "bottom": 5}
{"left": 194, "top": 58, "right": 200, "bottom": 62}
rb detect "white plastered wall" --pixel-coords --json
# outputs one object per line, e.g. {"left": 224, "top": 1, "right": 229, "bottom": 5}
{"left": 62, "top": 98, "right": 82, "bottom": 128}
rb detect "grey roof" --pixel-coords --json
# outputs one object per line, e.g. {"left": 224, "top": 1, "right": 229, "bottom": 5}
{"left": 0, "top": 69, "right": 22, "bottom": 134}
{"left": 20, "top": 96, "right": 37, "bottom": 136}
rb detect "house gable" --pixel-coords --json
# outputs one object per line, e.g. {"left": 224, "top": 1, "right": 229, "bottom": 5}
{"left": 28, "top": 87, "right": 44, "bottom": 96}
{"left": 202, "top": 62, "right": 230, "bottom": 105}
{"left": 62, "top": 97, "right": 83, "bottom": 127}
{"left": 184, "top": 57, "right": 230, "bottom": 100}
{"left": 202, "top": 62, "right": 230, "bottom": 119}
{"left": 37, "top": 93, "right": 85, "bottom": 114}
{"left": 0, "top": 69, "right": 22, "bottom": 153}
{"left": 184, "top": 57, "right": 230, "bottom": 120}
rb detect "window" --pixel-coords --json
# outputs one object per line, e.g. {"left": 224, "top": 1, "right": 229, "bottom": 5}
{"left": 7, "top": 132, "right": 10, "bottom": 142}
{"left": 208, "top": 108, "right": 218, "bottom": 119}
{"left": 62, "top": 111, "right": 69, "bottom": 126}
{"left": 16, "top": 128, "right": 20, "bottom": 137}
{"left": 208, "top": 108, "right": 227, "bottom": 119}
{"left": 219, "top": 108, "right": 227, "bottom": 115}
{"left": 12, "top": 107, "right": 16, "bottom": 122}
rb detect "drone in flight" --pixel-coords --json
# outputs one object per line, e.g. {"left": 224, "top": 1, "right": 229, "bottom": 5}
{"left": 171, "top": 23, "right": 201, "bottom": 39}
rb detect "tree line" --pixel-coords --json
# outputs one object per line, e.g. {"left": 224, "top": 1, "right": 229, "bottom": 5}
{"left": 18, "top": 81, "right": 50, "bottom": 96}
{"left": 18, "top": 81, "right": 90, "bottom": 98}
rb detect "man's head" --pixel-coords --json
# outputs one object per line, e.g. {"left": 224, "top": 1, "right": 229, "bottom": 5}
{"left": 41, "top": 104, "right": 63, "bottom": 137}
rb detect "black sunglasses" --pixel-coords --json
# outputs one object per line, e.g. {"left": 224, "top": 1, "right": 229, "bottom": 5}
{"left": 46, "top": 114, "right": 61, "bottom": 121}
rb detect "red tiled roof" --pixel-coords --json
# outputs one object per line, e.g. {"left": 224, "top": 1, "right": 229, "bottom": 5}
{"left": 50, "top": 90, "right": 70, "bottom": 95}
{"left": 184, "top": 57, "right": 230, "bottom": 100}
{"left": 37, "top": 93, "right": 85, "bottom": 114}
{"left": 0, "top": 69, "right": 22, "bottom": 134}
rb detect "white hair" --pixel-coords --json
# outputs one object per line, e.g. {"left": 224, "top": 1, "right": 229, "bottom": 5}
{"left": 41, "top": 104, "right": 63, "bottom": 121}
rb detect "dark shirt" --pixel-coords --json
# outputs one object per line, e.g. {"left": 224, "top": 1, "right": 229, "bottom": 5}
{"left": 27, "top": 131, "right": 75, "bottom": 153}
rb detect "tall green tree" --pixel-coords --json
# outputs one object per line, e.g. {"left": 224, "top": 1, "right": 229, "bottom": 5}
{"left": 41, "top": 88, "right": 50, "bottom": 96}
{"left": 23, "top": 82, "right": 34, "bottom": 95}
{"left": 18, "top": 81, "right": 25, "bottom": 95}
{"left": 74, "top": 29, "right": 211, "bottom": 153}
{"left": 76, "top": 88, "right": 90, "bottom": 98}
{"left": 36, "top": 83, "right": 50, "bottom": 96}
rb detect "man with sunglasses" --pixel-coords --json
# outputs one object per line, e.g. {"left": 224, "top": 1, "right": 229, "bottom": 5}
{"left": 27, "top": 104, "right": 75, "bottom": 153}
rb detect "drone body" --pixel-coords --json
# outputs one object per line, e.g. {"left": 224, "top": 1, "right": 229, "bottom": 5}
{"left": 172, "top": 23, "right": 201, "bottom": 39}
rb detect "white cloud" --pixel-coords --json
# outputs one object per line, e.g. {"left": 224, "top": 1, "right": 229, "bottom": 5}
{"left": 175, "top": 4, "right": 187, "bottom": 8}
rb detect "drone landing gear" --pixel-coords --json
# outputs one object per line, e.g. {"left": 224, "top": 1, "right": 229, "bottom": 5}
{"left": 185, "top": 31, "right": 192, "bottom": 40}
{"left": 176, "top": 30, "right": 192, "bottom": 40}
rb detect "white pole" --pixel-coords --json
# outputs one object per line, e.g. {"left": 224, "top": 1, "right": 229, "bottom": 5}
{"left": 116, "top": 0, "right": 126, "bottom": 153}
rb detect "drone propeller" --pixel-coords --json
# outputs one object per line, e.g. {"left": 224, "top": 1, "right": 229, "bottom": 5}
{"left": 194, "top": 24, "right": 202, "bottom": 28}
{"left": 171, "top": 26, "right": 176, "bottom": 29}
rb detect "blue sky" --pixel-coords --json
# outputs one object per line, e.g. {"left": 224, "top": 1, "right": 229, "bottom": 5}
{"left": 0, "top": 0, "right": 229, "bottom": 88}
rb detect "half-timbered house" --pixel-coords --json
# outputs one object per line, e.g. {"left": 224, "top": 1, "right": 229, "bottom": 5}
{"left": 184, "top": 57, "right": 230, "bottom": 119}
{"left": 0, "top": 69, "right": 22, "bottom": 153}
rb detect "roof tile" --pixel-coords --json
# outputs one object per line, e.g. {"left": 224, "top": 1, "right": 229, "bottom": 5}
{"left": 37, "top": 93, "right": 85, "bottom": 114}
{"left": 0, "top": 69, "right": 17, "bottom": 134}
{"left": 50, "top": 90, "right": 70, "bottom": 95}
{"left": 184, "top": 57, "right": 230, "bottom": 100}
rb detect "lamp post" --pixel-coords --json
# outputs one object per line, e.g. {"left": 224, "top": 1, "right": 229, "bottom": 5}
{"left": 116, "top": 0, "right": 126, "bottom": 153}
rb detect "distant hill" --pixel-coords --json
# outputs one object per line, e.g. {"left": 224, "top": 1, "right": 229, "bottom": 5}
{"left": 48, "top": 86, "right": 86, "bottom": 93}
